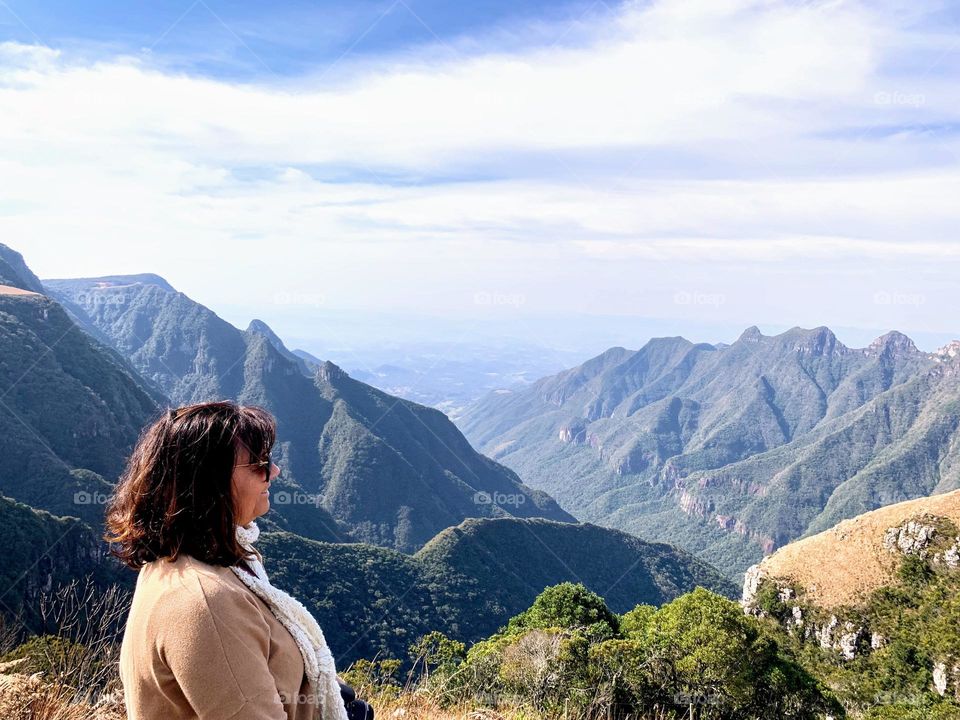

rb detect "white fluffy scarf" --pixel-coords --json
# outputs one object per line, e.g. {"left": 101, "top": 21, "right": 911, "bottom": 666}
{"left": 232, "top": 522, "right": 348, "bottom": 720}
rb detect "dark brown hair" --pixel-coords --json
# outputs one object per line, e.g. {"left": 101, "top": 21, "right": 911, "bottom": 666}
{"left": 105, "top": 401, "right": 276, "bottom": 568}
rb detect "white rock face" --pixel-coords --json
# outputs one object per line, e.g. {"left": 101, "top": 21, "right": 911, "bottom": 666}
{"left": 934, "top": 662, "right": 948, "bottom": 696}
{"left": 883, "top": 520, "right": 937, "bottom": 556}
{"left": 791, "top": 605, "right": 804, "bottom": 628}
{"left": 942, "top": 538, "right": 960, "bottom": 568}
{"left": 817, "top": 615, "right": 839, "bottom": 650}
{"left": 741, "top": 564, "right": 764, "bottom": 610}
{"left": 936, "top": 340, "right": 960, "bottom": 359}
{"left": 839, "top": 623, "right": 862, "bottom": 661}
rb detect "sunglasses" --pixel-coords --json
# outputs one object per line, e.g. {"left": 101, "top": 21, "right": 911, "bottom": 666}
{"left": 235, "top": 455, "right": 273, "bottom": 475}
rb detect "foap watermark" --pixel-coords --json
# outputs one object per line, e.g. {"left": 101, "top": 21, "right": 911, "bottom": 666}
{"left": 873, "top": 291, "right": 926, "bottom": 307}
{"left": 673, "top": 691, "right": 724, "bottom": 707}
{"left": 867, "top": 691, "right": 928, "bottom": 706}
{"left": 74, "top": 490, "right": 111, "bottom": 506}
{"left": 473, "top": 291, "right": 526, "bottom": 308}
{"left": 473, "top": 491, "right": 527, "bottom": 508}
{"left": 75, "top": 291, "right": 127, "bottom": 307}
{"left": 874, "top": 90, "right": 925, "bottom": 108}
{"left": 673, "top": 290, "right": 725, "bottom": 307}
{"left": 271, "top": 490, "right": 324, "bottom": 507}
{"left": 273, "top": 291, "right": 326, "bottom": 307}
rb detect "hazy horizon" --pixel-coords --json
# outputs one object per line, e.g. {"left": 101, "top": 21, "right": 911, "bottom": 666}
{"left": 27, "top": 253, "right": 960, "bottom": 360}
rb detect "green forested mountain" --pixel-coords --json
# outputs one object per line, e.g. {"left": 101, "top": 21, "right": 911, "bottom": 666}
{"left": 0, "top": 495, "right": 128, "bottom": 630}
{"left": 0, "top": 288, "right": 162, "bottom": 524}
{"left": 258, "top": 516, "right": 734, "bottom": 666}
{"left": 43, "top": 274, "right": 574, "bottom": 551}
{"left": 414, "top": 516, "right": 735, "bottom": 611}
{"left": 44, "top": 274, "right": 250, "bottom": 403}
{"left": 459, "top": 327, "right": 960, "bottom": 578}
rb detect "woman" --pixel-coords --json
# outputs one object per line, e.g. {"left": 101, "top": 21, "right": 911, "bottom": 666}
{"left": 107, "top": 401, "right": 371, "bottom": 720}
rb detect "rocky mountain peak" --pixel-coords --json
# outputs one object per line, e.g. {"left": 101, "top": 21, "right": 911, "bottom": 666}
{"left": 318, "top": 360, "right": 348, "bottom": 383}
{"left": 867, "top": 330, "right": 919, "bottom": 357}
{"left": 934, "top": 340, "right": 960, "bottom": 362}
{"left": 737, "top": 326, "right": 765, "bottom": 344}
{"left": 246, "top": 318, "right": 285, "bottom": 347}
{"left": 0, "top": 243, "right": 45, "bottom": 293}
{"left": 788, "top": 326, "right": 843, "bottom": 356}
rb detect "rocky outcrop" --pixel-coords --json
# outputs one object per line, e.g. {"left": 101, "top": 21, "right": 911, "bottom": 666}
{"left": 942, "top": 540, "right": 960, "bottom": 568}
{"left": 883, "top": 519, "right": 938, "bottom": 556}
{"left": 318, "top": 360, "right": 348, "bottom": 383}
{"left": 744, "top": 513, "right": 960, "bottom": 667}
{"left": 932, "top": 661, "right": 960, "bottom": 698}
{"left": 558, "top": 420, "right": 589, "bottom": 444}
{"left": 935, "top": 341, "right": 960, "bottom": 361}
{"left": 741, "top": 564, "right": 764, "bottom": 609}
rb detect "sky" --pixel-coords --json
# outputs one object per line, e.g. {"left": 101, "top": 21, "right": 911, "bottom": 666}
{"left": 2, "top": 0, "right": 959, "bottom": 355}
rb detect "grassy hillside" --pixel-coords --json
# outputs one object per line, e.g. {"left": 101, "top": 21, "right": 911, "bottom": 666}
{"left": 744, "top": 488, "right": 960, "bottom": 609}
{"left": 742, "top": 491, "right": 960, "bottom": 716}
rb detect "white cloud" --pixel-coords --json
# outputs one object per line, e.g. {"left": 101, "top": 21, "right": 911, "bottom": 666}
{"left": 1, "top": 0, "right": 959, "bottom": 334}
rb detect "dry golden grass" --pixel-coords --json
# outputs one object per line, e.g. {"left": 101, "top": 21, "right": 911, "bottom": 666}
{"left": 0, "top": 284, "right": 42, "bottom": 296}
{"left": 0, "top": 680, "right": 535, "bottom": 720}
{"left": 375, "top": 694, "right": 498, "bottom": 720}
{"left": 758, "top": 488, "right": 960, "bottom": 608}
{"left": 0, "top": 582, "right": 130, "bottom": 720}
{"left": 370, "top": 693, "right": 577, "bottom": 720}
{"left": 0, "top": 671, "right": 125, "bottom": 720}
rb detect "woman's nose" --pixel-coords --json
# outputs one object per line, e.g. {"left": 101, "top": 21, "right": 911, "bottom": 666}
{"left": 269, "top": 462, "right": 280, "bottom": 481}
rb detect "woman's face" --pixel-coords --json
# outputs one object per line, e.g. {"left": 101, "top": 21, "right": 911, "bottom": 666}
{"left": 231, "top": 447, "right": 280, "bottom": 527}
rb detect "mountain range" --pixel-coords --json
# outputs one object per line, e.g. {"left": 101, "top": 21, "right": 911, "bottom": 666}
{"left": 7, "top": 236, "right": 960, "bottom": 714}
{"left": 459, "top": 326, "right": 960, "bottom": 578}
{"left": 0, "top": 242, "right": 732, "bottom": 665}
{"left": 43, "top": 273, "right": 573, "bottom": 551}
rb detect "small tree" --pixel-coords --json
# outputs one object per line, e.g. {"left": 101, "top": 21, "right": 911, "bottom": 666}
{"left": 506, "top": 583, "right": 619, "bottom": 641}
{"left": 641, "top": 588, "right": 839, "bottom": 719}
{"left": 619, "top": 603, "right": 656, "bottom": 639}
{"left": 409, "top": 631, "right": 466, "bottom": 681}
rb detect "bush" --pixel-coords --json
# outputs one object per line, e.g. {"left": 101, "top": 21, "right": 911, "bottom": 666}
{"left": 861, "top": 700, "right": 960, "bottom": 719}
{"left": 505, "top": 583, "right": 619, "bottom": 641}
{"left": 449, "top": 584, "right": 838, "bottom": 719}
{"left": 340, "top": 657, "right": 402, "bottom": 702}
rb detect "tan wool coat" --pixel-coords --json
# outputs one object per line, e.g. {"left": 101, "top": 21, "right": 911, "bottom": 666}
{"left": 119, "top": 553, "right": 318, "bottom": 720}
